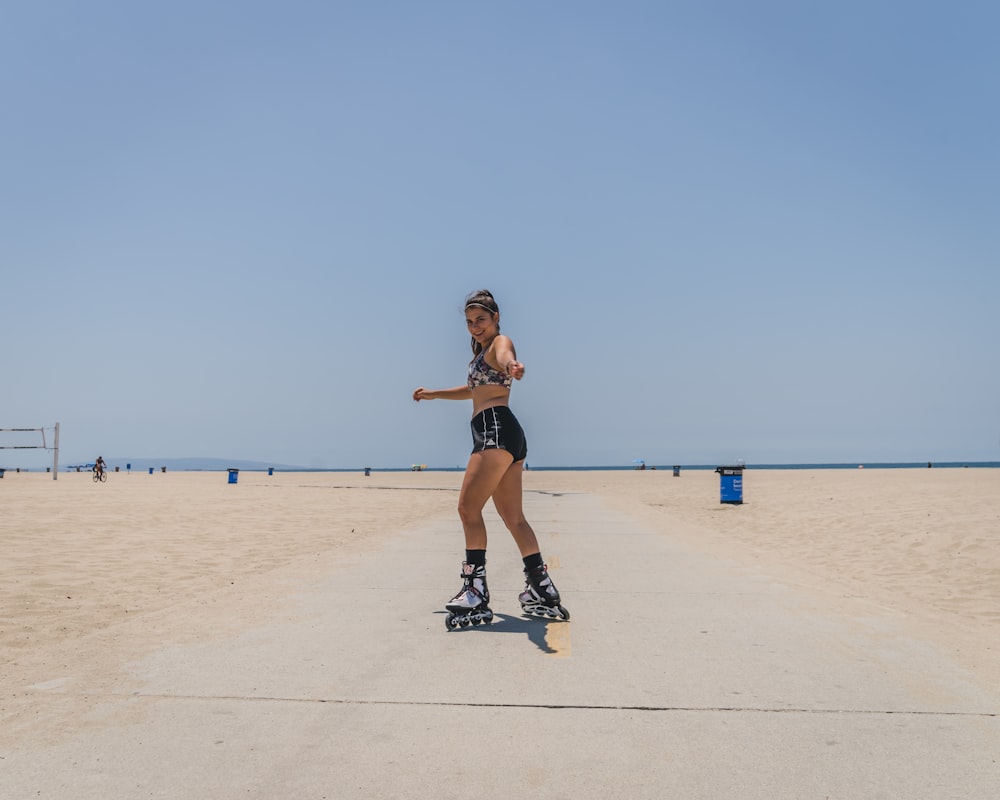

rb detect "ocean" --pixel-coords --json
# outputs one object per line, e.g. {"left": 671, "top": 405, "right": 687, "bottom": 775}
{"left": 280, "top": 461, "right": 999, "bottom": 473}
{"left": 530, "top": 461, "right": 1000, "bottom": 471}
{"left": 16, "top": 460, "right": 998, "bottom": 474}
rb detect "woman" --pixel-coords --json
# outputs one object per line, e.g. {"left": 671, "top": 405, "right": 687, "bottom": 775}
{"left": 413, "top": 289, "right": 568, "bottom": 630}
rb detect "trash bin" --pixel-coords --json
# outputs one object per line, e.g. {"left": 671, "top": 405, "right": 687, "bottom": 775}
{"left": 267, "top": 467, "right": 274, "bottom": 476}
{"left": 228, "top": 468, "right": 239, "bottom": 485}
{"left": 149, "top": 467, "right": 154, "bottom": 474}
{"left": 364, "top": 467, "right": 371, "bottom": 477}
{"left": 0, "top": 469, "right": 5, "bottom": 479}
{"left": 672, "top": 465, "right": 681, "bottom": 477}
{"left": 715, "top": 465, "right": 744, "bottom": 504}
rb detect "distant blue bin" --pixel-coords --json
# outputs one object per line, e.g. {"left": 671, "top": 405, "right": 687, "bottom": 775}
{"left": 267, "top": 467, "right": 274, "bottom": 476}
{"left": 715, "top": 466, "right": 744, "bottom": 504}
{"left": 228, "top": 468, "right": 239, "bottom": 485}
{"left": 148, "top": 467, "right": 154, "bottom": 475}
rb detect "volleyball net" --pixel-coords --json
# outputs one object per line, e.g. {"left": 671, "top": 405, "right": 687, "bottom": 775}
{"left": 0, "top": 423, "right": 60, "bottom": 479}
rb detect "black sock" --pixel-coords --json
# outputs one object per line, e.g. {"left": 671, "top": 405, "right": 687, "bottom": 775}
{"left": 522, "top": 552, "right": 544, "bottom": 573}
{"left": 466, "top": 549, "right": 487, "bottom": 568}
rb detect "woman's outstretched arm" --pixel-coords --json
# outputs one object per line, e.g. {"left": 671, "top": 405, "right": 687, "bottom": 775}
{"left": 413, "top": 385, "right": 473, "bottom": 401}
{"left": 491, "top": 336, "right": 525, "bottom": 380}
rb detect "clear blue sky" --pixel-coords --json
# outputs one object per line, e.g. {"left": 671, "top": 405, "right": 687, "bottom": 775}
{"left": 3, "top": 1, "right": 997, "bottom": 468}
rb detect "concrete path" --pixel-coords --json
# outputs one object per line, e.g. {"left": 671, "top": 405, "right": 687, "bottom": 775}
{"left": 5, "top": 488, "right": 999, "bottom": 799}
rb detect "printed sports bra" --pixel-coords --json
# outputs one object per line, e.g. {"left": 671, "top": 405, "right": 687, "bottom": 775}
{"left": 468, "top": 349, "right": 513, "bottom": 389}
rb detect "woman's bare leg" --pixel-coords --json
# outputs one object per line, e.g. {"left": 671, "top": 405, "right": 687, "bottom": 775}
{"left": 457, "top": 449, "right": 515, "bottom": 549}
{"left": 490, "top": 458, "right": 540, "bottom": 557}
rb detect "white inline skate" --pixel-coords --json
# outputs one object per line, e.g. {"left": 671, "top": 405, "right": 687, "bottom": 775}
{"left": 444, "top": 562, "right": 493, "bottom": 630}
{"left": 519, "top": 563, "right": 570, "bottom": 620}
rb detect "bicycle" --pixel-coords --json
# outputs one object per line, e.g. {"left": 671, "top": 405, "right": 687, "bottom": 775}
{"left": 93, "top": 467, "right": 107, "bottom": 483}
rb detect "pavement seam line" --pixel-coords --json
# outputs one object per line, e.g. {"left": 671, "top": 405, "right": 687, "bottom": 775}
{"left": 126, "top": 693, "right": 999, "bottom": 717}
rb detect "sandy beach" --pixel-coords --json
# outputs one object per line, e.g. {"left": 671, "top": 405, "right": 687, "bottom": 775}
{"left": 2, "top": 466, "right": 999, "bottom": 747}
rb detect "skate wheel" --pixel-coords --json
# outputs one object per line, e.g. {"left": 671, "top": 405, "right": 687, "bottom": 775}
{"left": 483, "top": 609, "right": 493, "bottom": 624}
{"left": 459, "top": 617, "right": 471, "bottom": 628}
{"left": 557, "top": 606, "right": 570, "bottom": 621}
{"left": 471, "top": 616, "right": 482, "bottom": 626}
{"left": 445, "top": 613, "right": 459, "bottom": 631}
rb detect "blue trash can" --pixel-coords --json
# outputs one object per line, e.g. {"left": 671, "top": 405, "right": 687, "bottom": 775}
{"left": 267, "top": 467, "right": 274, "bottom": 476}
{"left": 715, "top": 466, "right": 744, "bottom": 504}
{"left": 228, "top": 468, "right": 239, "bottom": 485}
{"left": 148, "top": 467, "right": 154, "bottom": 475}
{"left": 672, "top": 465, "right": 681, "bottom": 477}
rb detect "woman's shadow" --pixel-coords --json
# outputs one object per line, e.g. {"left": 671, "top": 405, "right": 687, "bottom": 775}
{"left": 436, "top": 611, "right": 567, "bottom": 654}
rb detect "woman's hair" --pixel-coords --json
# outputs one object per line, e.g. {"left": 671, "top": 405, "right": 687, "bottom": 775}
{"left": 464, "top": 289, "right": 500, "bottom": 356}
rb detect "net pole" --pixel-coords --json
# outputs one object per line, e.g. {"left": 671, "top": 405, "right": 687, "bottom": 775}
{"left": 53, "top": 422, "right": 60, "bottom": 480}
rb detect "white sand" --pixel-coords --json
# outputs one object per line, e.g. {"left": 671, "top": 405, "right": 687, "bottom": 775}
{"left": 2, "top": 466, "right": 998, "bottom": 742}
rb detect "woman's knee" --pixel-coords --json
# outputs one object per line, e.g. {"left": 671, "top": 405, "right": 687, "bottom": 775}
{"left": 497, "top": 506, "right": 529, "bottom": 534}
{"left": 457, "top": 496, "right": 484, "bottom": 525}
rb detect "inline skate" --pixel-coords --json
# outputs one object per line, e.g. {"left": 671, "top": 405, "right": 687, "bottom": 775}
{"left": 444, "top": 562, "right": 493, "bottom": 630}
{"left": 519, "top": 563, "right": 570, "bottom": 620}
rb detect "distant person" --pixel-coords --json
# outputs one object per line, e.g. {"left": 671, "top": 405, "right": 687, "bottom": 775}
{"left": 413, "top": 289, "right": 568, "bottom": 629}
{"left": 93, "top": 456, "right": 106, "bottom": 477}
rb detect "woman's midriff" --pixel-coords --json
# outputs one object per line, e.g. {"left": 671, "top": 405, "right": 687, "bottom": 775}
{"left": 471, "top": 386, "right": 511, "bottom": 416}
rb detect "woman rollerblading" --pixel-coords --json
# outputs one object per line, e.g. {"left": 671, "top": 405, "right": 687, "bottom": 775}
{"left": 414, "top": 290, "right": 568, "bottom": 629}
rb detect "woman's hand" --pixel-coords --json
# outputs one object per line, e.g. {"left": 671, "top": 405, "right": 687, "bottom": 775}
{"left": 413, "top": 387, "right": 430, "bottom": 401}
{"left": 505, "top": 360, "right": 525, "bottom": 380}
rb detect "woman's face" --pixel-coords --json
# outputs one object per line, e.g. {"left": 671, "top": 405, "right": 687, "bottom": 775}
{"left": 465, "top": 307, "right": 498, "bottom": 345}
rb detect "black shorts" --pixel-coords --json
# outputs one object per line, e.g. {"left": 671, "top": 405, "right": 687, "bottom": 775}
{"left": 470, "top": 406, "right": 527, "bottom": 463}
